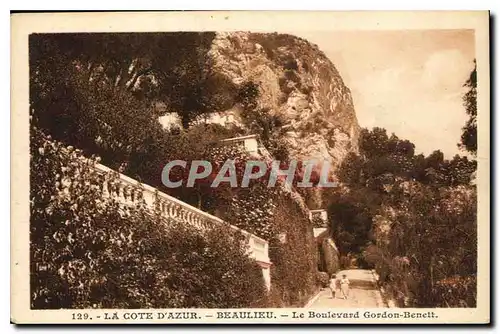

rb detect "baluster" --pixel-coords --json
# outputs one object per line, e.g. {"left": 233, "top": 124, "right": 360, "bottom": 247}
{"left": 131, "top": 188, "right": 138, "bottom": 203}
{"left": 121, "top": 185, "right": 127, "bottom": 203}
{"left": 128, "top": 186, "right": 134, "bottom": 203}
{"left": 178, "top": 205, "right": 184, "bottom": 220}
{"left": 137, "top": 189, "right": 144, "bottom": 204}
{"left": 177, "top": 205, "right": 182, "bottom": 220}
{"left": 143, "top": 191, "right": 154, "bottom": 208}
{"left": 108, "top": 180, "right": 115, "bottom": 198}
{"left": 248, "top": 237, "right": 255, "bottom": 258}
{"left": 169, "top": 204, "right": 176, "bottom": 219}
{"left": 155, "top": 198, "right": 162, "bottom": 213}
{"left": 161, "top": 201, "right": 166, "bottom": 215}
{"left": 101, "top": 178, "right": 107, "bottom": 198}
{"left": 133, "top": 188, "right": 139, "bottom": 203}
{"left": 156, "top": 199, "right": 162, "bottom": 214}
{"left": 131, "top": 187, "right": 136, "bottom": 203}
{"left": 106, "top": 179, "right": 111, "bottom": 197}
{"left": 112, "top": 181, "right": 119, "bottom": 198}
{"left": 101, "top": 177, "right": 109, "bottom": 197}
{"left": 166, "top": 202, "right": 173, "bottom": 218}
{"left": 173, "top": 205, "right": 180, "bottom": 220}
{"left": 164, "top": 201, "right": 172, "bottom": 219}
{"left": 118, "top": 183, "right": 124, "bottom": 202}
{"left": 124, "top": 185, "right": 131, "bottom": 204}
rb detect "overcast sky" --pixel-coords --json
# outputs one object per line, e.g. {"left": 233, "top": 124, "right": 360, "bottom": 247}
{"left": 293, "top": 30, "right": 475, "bottom": 158}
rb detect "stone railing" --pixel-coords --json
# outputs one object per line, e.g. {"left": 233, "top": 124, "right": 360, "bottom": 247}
{"left": 313, "top": 227, "right": 328, "bottom": 238}
{"left": 92, "top": 162, "right": 271, "bottom": 289}
{"left": 220, "top": 134, "right": 260, "bottom": 156}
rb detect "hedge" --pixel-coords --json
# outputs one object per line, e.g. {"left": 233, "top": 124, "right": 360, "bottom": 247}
{"left": 30, "top": 126, "right": 267, "bottom": 309}
{"left": 267, "top": 194, "right": 318, "bottom": 307}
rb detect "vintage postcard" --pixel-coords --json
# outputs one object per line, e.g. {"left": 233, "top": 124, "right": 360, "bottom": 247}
{"left": 11, "top": 11, "right": 490, "bottom": 324}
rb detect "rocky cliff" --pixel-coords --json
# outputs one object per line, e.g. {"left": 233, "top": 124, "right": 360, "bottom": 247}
{"left": 204, "top": 32, "right": 360, "bottom": 168}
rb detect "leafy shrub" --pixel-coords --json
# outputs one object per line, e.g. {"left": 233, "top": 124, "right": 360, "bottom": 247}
{"left": 278, "top": 76, "right": 294, "bottom": 95}
{"left": 201, "top": 72, "right": 239, "bottom": 112}
{"left": 312, "top": 215, "right": 325, "bottom": 228}
{"left": 267, "top": 136, "right": 290, "bottom": 162}
{"left": 302, "top": 62, "right": 309, "bottom": 72}
{"left": 283, "top": 58, "right": 299, "bottom": 71}
{"left": 278, "top": 93, "right": 288, "bottom": 105}
{"left": 432, "top": 276, "right": 476, "bottom": 307}
{"left": 248, "top": 33, "right": 301, "bottom": 62}
{"left": 30, "top": 126, "right": 268, "bottom": 309}
{"left": 236, "top": 81, "right": 259, "bottom": 109}
{"left": 316, "top": 272, "right": 330, "bottom": 288}
{"left": 299, "top": 84, "right": 313, "bottom": 95}
{"left": 284, "top": 69, "right": 301, "bottom": 84}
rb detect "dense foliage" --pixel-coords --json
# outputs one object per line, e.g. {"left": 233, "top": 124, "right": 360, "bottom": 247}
{"left": 326, "top": 126, "right": 477, "bottom": 307}
{"left": 459, "top": 60, "right": 477, "bottom": 155}
{"left": 267, "top": 194, "right": 318, "bottom": 307}
{"left": 236, "top": 80, "right": 291, "bottom": 161}
{"left": 30, "top": 33, "right": 323, "bottom": 308}
{"left": 29, "top": 32, "right": 238, "bottom": 196}
{"left": 201, "top": 144, "right": 320, "bottom": 307}
{"left": 30, "top": 126, "right": 268, "bottom": 309}
{"left": 30, "top": 33, "right": 480, "bottom": 310}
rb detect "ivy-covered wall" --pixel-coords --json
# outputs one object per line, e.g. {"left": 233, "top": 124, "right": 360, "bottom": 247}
{"left": 266, "top": 195, "right": 318, "bottom": 307}
{"left": 204, "top": 144, "right": 320, "bottom": 306}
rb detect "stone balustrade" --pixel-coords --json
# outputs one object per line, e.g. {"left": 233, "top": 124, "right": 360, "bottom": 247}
{"left": 91, "top": 162, "right": 272, "bottom": 290}
{"left": 220, "top": 134, "right": 260, "bottom": 156}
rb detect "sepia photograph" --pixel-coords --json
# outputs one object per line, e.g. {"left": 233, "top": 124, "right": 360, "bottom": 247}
{"left": 11, "top": 11, "right": 490, "bottom": 324}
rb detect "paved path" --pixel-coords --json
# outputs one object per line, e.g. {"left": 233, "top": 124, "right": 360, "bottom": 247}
{"left": 307, "top": 269, "right": 387, "bottom": 308}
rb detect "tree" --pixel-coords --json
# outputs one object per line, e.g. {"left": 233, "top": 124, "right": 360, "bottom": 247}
{"left": 459, "top": 60, "right": 477, "bottom": 155}
{"left": 359, "top": 127, "right": 390, "bottom": 159}
{"left": 29, "top": 32, "right": 218, "bottom": 165}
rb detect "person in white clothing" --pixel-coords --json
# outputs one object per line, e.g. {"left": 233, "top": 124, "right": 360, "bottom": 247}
{"left": 340, "top": 274, "right": 350, "bottom": 299}
{"left": 329, "top": 274, "right": 337, "bottom": 299}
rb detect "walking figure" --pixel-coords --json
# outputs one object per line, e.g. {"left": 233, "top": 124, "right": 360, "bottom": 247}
{"left": 329, "top": 274, "right": 337, "bottom": 299}
{"left": 340, "top": 274, "right": 350, "bottom": 299}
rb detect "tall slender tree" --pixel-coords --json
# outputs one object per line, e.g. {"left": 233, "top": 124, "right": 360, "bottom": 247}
{"left": 459, "top": 60, "right": 477, "bottom": 155}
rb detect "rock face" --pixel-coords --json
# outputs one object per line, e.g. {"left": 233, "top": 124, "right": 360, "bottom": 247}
{"left": 206, "top": 32, "right": 360, "bottom": 168}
